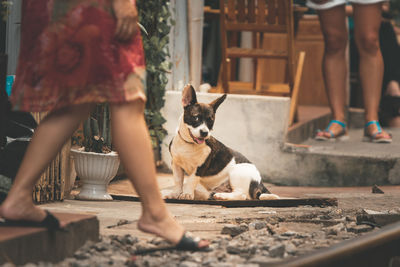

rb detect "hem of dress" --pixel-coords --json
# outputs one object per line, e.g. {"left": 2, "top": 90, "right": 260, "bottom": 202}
{"left": 12, "top": 95, "right": 146, "bottom": 113}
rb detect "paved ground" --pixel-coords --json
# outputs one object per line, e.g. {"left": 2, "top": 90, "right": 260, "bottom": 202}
{"left": 8, "top": 174, "right": 390, "bottom": 266}
{"left": 41, "top": 174, "right": 400, "bottom": 242}
{"left": 31, "top": 109, "right": 400, "bottom": 265}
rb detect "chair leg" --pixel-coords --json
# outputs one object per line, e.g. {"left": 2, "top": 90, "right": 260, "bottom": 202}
{"left": 252, "top": 32, "right": 258, "bottom": 90}
{"left": 217, "top": 58, "right": 229, "bottom": 93}
{"left": 222, "top": 58, "right": 230, "bottom": 93}
{"left": 216, "top": 63, "right": 223, "bottom": 93}
{"left": 255, "top": 58, "right": 262, "bottom": 92}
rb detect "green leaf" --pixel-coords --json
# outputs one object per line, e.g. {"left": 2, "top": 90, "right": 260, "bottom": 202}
{"left": 138, "top": 0, "right": 171, "bottom": 149}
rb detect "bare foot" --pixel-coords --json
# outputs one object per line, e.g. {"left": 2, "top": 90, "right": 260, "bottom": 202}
{"left": 0, "top": 191, "right": 46, "bottom": 222}
{"left": 137, "top": 210, "right": 209, "bottom": 247}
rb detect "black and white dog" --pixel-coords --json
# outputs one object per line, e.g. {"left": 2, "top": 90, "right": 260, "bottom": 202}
{"left": 161, "top": 84, "right": 279, "bottom": 201}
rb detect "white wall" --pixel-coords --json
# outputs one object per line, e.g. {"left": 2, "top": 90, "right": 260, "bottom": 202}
{"left": 167, "top": 0, "right": 190, "bottom": 91}
{"left": 160, "top": 91, "right": 291, "bottom": 179}
{"left": 5, "top": 0, "right": 21, "bottom": 75}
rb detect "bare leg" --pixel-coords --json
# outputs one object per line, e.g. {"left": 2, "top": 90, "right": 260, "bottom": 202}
{"left": 353, "top": 3, "right": 390, "bottom": 138}
{"left": 388, "top": 117, "right": 400, "bottom": 127}
{"left": 317, "top": 5, "right": 348, "bottom": 138}
{"left": 0, "top": 104, "right": 93, "bottom": 223}
{"left": 386, "top": 80, "right": 400, "bottom": 97}
{"left": 385, "top": 81, "right": 400, "bottom": 127}
{"left": 110, "top": 100, "right": 207, "bottom": 246}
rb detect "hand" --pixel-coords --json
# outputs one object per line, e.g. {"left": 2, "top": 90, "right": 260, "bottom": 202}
{"left": 112, "top": 0, "right": 138, "bottom": 42}
{"left": 309, "top": 0, "right": 333, "bottom": 4}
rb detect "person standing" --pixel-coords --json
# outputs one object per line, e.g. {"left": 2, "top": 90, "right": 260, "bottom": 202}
{"left": 310, "top": 0, "right": 392, "bottom": 143}
{"left": 0, "top": 0, "right": 208, "bottom": 251}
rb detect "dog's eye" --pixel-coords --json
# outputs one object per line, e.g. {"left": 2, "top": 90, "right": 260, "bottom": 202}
{"left": 194, "top": 116, "right": 200, "bottom": 122}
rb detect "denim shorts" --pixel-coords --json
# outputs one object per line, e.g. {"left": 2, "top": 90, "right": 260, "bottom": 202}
{"left": 306, "top": 0, "right": 388, "bottom": 10}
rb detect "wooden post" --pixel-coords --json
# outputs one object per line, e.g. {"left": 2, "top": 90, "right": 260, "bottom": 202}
{"left": 32, "top": 112, "right": 70, "bottom": 203}
{"left": 289, "top": 51, "right": 306, "bottom": 125}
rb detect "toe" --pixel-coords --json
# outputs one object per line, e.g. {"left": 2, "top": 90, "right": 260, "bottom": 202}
{"left": 375, "top": 131, "right": 392, "bottom": 140}
{"left": 198, "top": 239, "right": 210, "bottom": 248}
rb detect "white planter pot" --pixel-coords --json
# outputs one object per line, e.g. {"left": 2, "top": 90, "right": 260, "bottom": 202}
{"left": 70, "top": 149, "right": 120, "bottom": 201}
{"left": 64, "top": 153, "right": 77, "bottom": 198}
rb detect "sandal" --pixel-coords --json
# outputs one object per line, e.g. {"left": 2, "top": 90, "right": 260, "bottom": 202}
{"left": 134, "top": 232, "right": 210, "bottom": 255}
{"left": 315, "top": 120, "right": 349, "bottom": 141}
{"left": 363, "top": 120, "right": 392, "bottom": 143}
{"left": 0, "top": 210, "right": 64, "bottom": 231}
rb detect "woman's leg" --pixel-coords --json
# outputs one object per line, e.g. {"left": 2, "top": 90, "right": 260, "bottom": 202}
{"left": 353, "top": 3, "right": 390, "bottom": 138}
{"left": 317, "top": 5, "right": 348, "bottom": 138}
{"left": 385, "top": 80, "right": 400, "bottom": 127}
{"left": 386, "top": 80, "right": 400, "bottom": 97}
{"left": 0, "top": 104, "right": 93, "bottom": 222}
{"left": 110, "top": 100, "right": 207, "bottom": 246}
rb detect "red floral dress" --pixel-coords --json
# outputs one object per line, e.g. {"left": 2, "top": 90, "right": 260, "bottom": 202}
{"left": 11, "top": 0, "right": 146, "bottom": 112}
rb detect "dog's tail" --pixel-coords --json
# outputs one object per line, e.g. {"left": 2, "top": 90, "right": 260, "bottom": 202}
{"left": 249, "top": 180, "right": 280, "bottom": 200}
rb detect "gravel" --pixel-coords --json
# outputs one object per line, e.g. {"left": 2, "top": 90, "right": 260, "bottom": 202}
{"left": 12, "top": 207, "right": 398, "bottom": 267}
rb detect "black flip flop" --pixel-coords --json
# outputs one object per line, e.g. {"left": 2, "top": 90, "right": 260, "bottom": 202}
{"left": 134, "top": 233, "right": 211, "bottom": 255}
{"left": 0, "top": 210, "right": 63, "bottom": 231}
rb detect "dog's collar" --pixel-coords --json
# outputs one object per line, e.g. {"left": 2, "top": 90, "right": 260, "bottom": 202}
{"left": 178, "top": 131, "right": 196, "bottom": 144}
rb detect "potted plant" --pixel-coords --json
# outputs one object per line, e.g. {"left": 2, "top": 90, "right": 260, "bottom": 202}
{"left": 71, "top": 104, "right": 120, "bottom": 201}
{"left": 69, "top": 0, "right": 172, "bottom": 199}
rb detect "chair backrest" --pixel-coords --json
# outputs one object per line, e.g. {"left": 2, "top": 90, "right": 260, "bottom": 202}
{"left": 219, "top": 0, "right": 296, "bottom": 90}
{"left": 221, "top": 0, "right": 293, "bottom": 34}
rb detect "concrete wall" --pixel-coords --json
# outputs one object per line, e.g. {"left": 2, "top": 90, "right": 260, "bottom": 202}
{"left": 160, "top": 91, "right": 291, "bottom": 179}
{"left": 160, "top": 91, "right": 400, "bottom": 186}
{"left": 5, "top": 0, "right": 21, "bottom": 75}
{"left": 167, "top": 0, "right": 190, "bottom": 91}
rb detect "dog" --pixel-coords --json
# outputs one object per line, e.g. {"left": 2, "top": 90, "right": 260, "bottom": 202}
{"left": 161, "top": 84, "right": 279, "bottom": 201}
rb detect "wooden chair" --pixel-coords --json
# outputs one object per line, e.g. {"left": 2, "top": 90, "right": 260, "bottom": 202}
{"left": 218, "top": 0, "right": 305, "bottom": 125}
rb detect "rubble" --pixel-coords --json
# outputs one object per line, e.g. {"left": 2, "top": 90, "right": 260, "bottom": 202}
{"left": 356, "top": 209, "right": 400, "bottom": 227}
{"left": 372, "top": 184, "right": 384, "bottom": 194}
{"left": 220, "top": 224, "right": 249, "bottom": 237}
{"left": 14, "top": 207, "right": 400, "bottom": 267}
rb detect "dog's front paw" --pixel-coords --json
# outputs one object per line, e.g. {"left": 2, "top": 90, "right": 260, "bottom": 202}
{"left": 161, "top": 189, "right": 182, "bottom": 199}
{"left": 178, "top": 192, "right": 195, "bottom": 200}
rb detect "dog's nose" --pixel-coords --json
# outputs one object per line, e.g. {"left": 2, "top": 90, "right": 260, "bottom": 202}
{"left": 200, "top": 130, "right": 208, "bottom": 137}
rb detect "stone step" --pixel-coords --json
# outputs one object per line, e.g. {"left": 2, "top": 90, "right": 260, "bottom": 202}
{"left": 281, "top": 125, "right": 400, "bottom": 186}
{"left": 0, "top": 213, "right": 99, "bottom": 265}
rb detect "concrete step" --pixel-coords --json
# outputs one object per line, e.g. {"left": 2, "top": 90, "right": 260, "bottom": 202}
{"left": 282, "top": 124, "right": 400, "bottom": 187}
{"left": 0, "top": 213, "right": 99, "bottom": 265}
{"left": 161, "top": 93, "right": 399, "bottom": 187}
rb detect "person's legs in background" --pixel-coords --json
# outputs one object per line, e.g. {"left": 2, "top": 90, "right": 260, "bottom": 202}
{"left": 315, "top": 4, "right": 349, "bottom": 139}
{"left": 0, "top": 104, "right": 93, "bottom": 224}
{"left": 353, "top": 2, "right": 391, "bottom": 140}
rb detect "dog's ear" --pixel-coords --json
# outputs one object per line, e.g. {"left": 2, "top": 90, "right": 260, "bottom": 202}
{"left": 182, "top": 84, "right": 197, "bottom": 107}
{"left": 210, "top": 94, "right": 227, "bottom": 112}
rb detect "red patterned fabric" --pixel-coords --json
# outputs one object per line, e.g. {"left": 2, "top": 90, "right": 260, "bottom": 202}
{"left": 11, "top": 0, "right": 146, "bottom": 112}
